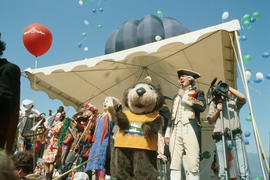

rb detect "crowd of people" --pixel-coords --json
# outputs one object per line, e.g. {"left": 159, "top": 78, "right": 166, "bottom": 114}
{"left": 1, "top": 35, "right": 250, "bottom": 180}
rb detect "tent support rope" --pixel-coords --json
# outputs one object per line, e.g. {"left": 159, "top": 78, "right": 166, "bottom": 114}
{"left": 147, "top": 69, "right": 178, "bottom": 87}
{"left": 86, "top": 70, "right": 140, "bottom": 101}
{"left": 146, "top": 31, "right": 220, "bottom": 67}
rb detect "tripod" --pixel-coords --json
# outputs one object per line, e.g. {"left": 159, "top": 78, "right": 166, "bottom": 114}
{"left": 219, "top": 108, "right": 229, "bottom": 180}
{"left": 218, "top": 97, "right": 249, "bottom": 180}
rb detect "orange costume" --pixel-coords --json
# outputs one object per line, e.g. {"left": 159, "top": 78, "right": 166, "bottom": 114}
{"left": 42, "top": 121, "right": 64, "bottom": 163}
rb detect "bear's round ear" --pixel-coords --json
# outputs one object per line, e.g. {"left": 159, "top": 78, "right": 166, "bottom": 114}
{"left": 116, "top": 104, "right": 122, "bottom": 112}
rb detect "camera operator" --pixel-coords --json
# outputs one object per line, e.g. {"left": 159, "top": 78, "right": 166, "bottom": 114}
{"left": 207, "top": 85, "right": 249, "bottom": 179}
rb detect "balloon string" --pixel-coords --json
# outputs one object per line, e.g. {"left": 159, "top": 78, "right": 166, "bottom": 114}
{"left": 33, "top": 56, "right": 38, "bottom": 170}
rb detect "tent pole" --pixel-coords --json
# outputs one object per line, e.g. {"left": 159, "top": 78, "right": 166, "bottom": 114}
{"left": 234, "top": 31, "right": 267, "bottom": 179}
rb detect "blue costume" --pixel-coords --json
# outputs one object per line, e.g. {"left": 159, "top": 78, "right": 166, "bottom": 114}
{"left": 85, "top": 113, "right": 114, "bottom": 172}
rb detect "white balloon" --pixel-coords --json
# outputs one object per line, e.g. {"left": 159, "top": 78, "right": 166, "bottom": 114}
{"left": 79, "top": 0, "right": 83, "bottom": 6}
{"left": 84, "top": 20, "right": 89, "bottom": 25}
{"left": 256, "top": 72, "right": 264, "bottom": 80}
{"left": 245, "top": 71, "right": 251, "bottom": 80}
{"left": 155, "top": 35, "right": 162, "bottom": 41}
{"left": 84, "top": 47, "right": 88, "bottom": 51}
{"left": 222, "top": 11, "right": 229, "bottom": 20}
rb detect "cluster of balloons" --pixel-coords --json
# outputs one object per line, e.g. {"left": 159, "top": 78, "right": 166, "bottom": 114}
{"left": 238, "top": 35, "right": 247, "bottom": 41}
{"left": 78, "top": 43, "right": 88, "bottom": 52}
{"left": 92, "top": 8, "right": 103, "bottom": 13}
{"left": 245, "top": 70, "right": 267, "bottom": 83}
{"left": 78, "top": 33, "right": 88, "bottom": 51}
{"left": 78, "top": 0, "right": 87, "bottom": 6}
{"left": 83, "top": 20, "right": 103, "bottom": 30}
{"left": 244, "top": 115, "right": 251, "bottom": 145}
{"left": 241, "top": 12, "right": 260, "bottom": 28}
{"left": 77, "top": 0, "right": 105, "bottom": 52}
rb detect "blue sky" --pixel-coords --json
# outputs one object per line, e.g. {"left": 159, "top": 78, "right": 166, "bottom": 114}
{"left": 1, "top": 0, "right": 270, "bottom": 157}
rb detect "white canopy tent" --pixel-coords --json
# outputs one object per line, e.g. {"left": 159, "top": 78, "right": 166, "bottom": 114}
{"left": 24, "top": 19, "right": 269, "bottom": 178}
{"left": 24, "top": 20, "right": 240, "bottom": 117}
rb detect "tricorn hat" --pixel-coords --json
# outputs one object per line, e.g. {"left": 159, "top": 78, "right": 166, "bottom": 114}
{"left": 177, "top": 69, "right": 200, "bottom": 79}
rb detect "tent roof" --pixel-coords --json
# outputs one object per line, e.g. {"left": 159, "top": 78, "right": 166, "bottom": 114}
{"left": 24, "top": 20, "right": 241, "bottom": 120}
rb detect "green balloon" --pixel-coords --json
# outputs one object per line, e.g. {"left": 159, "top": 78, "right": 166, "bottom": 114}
{"left": 83, "top": 0, "right": 87, "bottom": 3}
{"left": 238, "top": 35, "right": 242, "bottom": 41}
{"left": 244, "top": 54, "right": 251, "bottom": 62}
{"left": 254, "top": 177, "right": 261, "bottom": 180}
{"left": 252, "top": 12, "right": 260, "bottom": 20}
{"left": 242, "top": 14, "right": 251, "bottom": 21}
{"left": 157, "top": 10, "right": 163, "bottom": 18}
{"left": 202, "top": 151, "right": 211, "bottom": 159}
{"left": 97, "top": 24, "right": 103, "bottom": 29}
{"left": 245, "top": 68, "right": 251, "bottom": 72}
{"left": 243, "top": 20, "right": 251, "bottom": 28}
{"left": 245, "top": 116, "right": 252, "bottom": 122}
{"left": 82, "top": 32, "right": 87, "bottom": 38}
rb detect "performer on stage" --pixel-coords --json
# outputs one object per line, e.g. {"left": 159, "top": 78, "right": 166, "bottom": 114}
{"left": 16, "top": 99, "right": 40, "bottom": 153}
{"left": 42, "top": 112, "right": 65, "bottom": 180}
{"left": 165, "top": 69, "right": 206, "bottom": 180}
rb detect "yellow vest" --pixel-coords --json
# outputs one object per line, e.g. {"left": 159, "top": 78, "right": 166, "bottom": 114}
{"left": 114, "top": 110, "right": 159, "bottom": 151}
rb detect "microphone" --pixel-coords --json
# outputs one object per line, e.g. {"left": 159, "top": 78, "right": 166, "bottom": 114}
{"left": 179, "top": 83, "right": 183, "bottom": 89}
{"left": 210, "top": 77, "right": 217, "bottom": 87}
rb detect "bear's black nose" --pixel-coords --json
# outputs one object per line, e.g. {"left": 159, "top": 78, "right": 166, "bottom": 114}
{"left": 136, "top": 87, "right": 146, "bottom": 96}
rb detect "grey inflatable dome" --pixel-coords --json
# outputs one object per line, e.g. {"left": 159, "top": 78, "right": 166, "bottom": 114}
{"left": 105, "top": 14, "right": 190, "bottom": 54}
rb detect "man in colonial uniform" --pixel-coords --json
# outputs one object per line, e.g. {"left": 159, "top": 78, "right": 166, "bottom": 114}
{"left": 165, "top": 69, "right": 206, "bottom": 180}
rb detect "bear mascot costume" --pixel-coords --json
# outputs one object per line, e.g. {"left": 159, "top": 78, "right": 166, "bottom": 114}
{"left": 110, "top": 82, "right": 164, "bottom": 180}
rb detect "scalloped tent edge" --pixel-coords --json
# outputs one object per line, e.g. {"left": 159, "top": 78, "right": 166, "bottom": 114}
{"left": 24, "top": 20, "right": 240, "bottom": 112}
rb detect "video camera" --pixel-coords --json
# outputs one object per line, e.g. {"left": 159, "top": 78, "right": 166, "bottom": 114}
{"left": 207, "top": 77, "right": 229, "bottom": 104}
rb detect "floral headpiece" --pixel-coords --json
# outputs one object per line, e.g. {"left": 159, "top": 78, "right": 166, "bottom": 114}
{"left": 83, "top": 102, "right": 98, "bottom": 113}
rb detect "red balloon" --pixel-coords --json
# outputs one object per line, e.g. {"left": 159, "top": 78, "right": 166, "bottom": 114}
{"left": 22, "top": 23, "right": 53, "bottom": 57}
